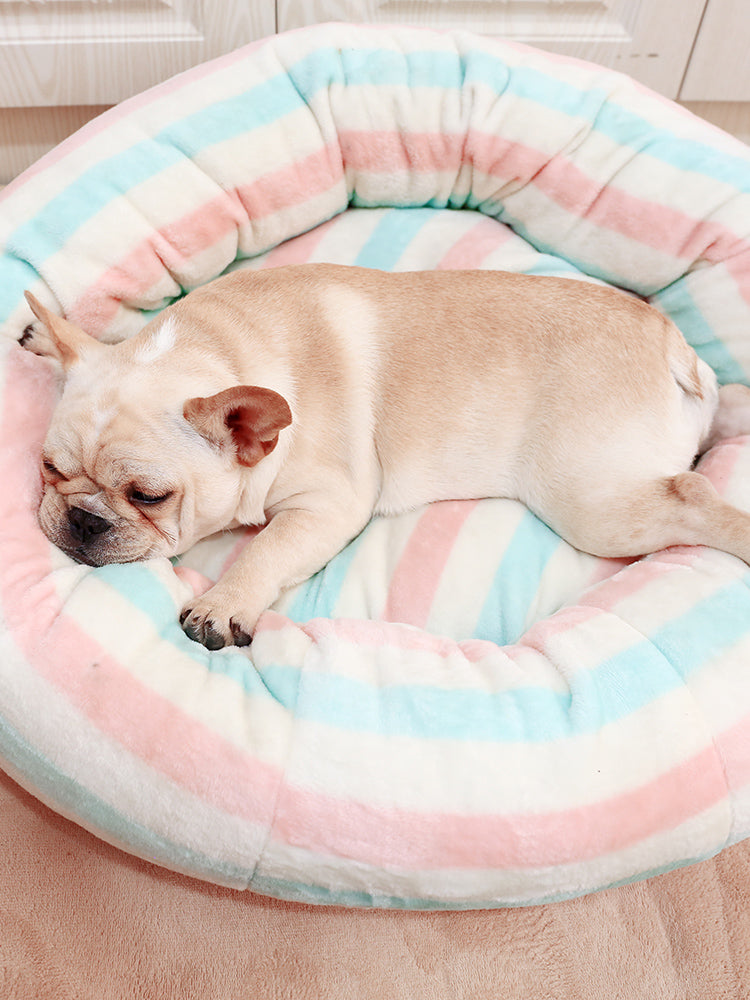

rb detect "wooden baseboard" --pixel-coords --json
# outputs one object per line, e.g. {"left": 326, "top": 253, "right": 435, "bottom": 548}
{"left": 0, "top": 105, "right": 110, "bottom": 185}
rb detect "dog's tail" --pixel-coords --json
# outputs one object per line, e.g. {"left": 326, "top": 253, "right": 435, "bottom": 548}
{"left": 664, "top": 321, "right": 721, "bottom": 453}
{"left": 663, "top": 320, "right": 750, "bottom": 453}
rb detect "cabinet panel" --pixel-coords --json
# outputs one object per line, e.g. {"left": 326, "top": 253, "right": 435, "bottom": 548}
{"left": 0, "top": 0, "right": 275, "bottom": 107}
{"left": 278, "top": 0, "right": 707, "bottom": 98}
{"left": 680, "top": 0, "right": 750, "bottom": 102}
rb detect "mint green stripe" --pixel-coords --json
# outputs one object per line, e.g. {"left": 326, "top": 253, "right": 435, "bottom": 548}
{"left": 81, "top": 555, "right": 750, "bottom": 741}
{"left": 95, "top": 562, "right": 277, "bottom": 695}
{"left": 284, "top": 527, "right": 369, "bottom": 624}
{"left": 251, "top": 574, "right": 750, "bottom": 737}
{"left": 472, "top": 510, "right": 562, "bottom": 644}
{"left": 653, "top": 278, "right": 749, "bottom": 385}
{"left": 352, "top": 207, "right": 444, "bottom": 268}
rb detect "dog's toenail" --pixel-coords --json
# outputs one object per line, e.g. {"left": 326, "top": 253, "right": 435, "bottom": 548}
{"left": 230, "top": 619, "right": 252, "bottom": 646}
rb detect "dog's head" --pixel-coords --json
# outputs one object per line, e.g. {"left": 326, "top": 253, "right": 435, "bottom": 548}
{"left": 20, "top": 293, "right": 292, "bottom": 566}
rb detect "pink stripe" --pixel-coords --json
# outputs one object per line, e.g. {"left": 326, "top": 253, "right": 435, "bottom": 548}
{"left": 234, "top": 142, "right": 343, "bottom": 221}
{"left": 260, "top": 216, "right": 339, "bottom": 267}
{"left": 715, "top": 714, "right": 750, "bottom": 789}
{"left": 220, "top": 526, "right": 260, "bottom": 576}
{"left": 697, "top": 435, "right": 748, "bottom": 488}
{"left": 586, "top": 555, "right": 635, "bottom": 587}
{"left": 0, "top": 349, "right": 282, "bottom": 827}
{"left": 382, "top": 500, "right": 478, "bottom": 628}
{"left": 518, "top": 604, "right": 603, "bottom": 651}
{"left": 436, "top": 215, "right": 514, "bottom": 269}
{"left": 173, "top": 565, "right": 213, "bottom": 597}
{"left": 271, "top": 742, "right": 727, "bottom": 869}
{"left": 70, "top": 143, "right": 344, "bottom": 333}
{"left": 294, "top": 609, "right": 606, "bottom": 669}
{"left": 68, "top": 190, "right": 245, "bottom": 329}
{"left": 282, "top": 602, "right": 608, "bottom": 668}
{"left": 339, "top": 128, "right": 750, "bottom": 271}
{"left": 300, "top": 614, "right": 488, "bottom": 662}
{"left": 577, "top": 556, "right": 691, "bottom": 614}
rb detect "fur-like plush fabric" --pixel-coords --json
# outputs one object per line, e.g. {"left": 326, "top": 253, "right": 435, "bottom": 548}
{"left": 3, "top": 23, "right": 750, "bottom": 909}
{"left": 2, "top": 766, "right": 749, "bottom": 999}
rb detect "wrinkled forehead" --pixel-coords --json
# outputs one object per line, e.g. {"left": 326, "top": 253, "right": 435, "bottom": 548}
{"left": 45, "top": 358, "right": 181, "bottom": 463}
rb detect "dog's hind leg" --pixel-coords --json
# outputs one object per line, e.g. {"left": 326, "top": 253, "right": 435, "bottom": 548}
{"left": 557, "top": 472, "right": 750, "bottom": 565}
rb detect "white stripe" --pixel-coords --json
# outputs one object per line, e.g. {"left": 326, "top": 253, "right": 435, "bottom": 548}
{"left": 273, "top": 683, "right": 717, "bottom": 814}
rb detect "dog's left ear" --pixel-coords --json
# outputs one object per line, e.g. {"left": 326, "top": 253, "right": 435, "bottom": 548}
{"left": 21, "top": 292, "right": 104, "bottom": 369}
{"left": 184, "top": 386, "right": 293, "bottom": 467}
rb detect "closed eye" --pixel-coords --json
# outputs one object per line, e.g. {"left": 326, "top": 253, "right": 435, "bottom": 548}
{"left": 130, "top": 488, "right": 173, "bottom": 506}
{"left": 42, "top": 458, "right": 65, "bottom": 479}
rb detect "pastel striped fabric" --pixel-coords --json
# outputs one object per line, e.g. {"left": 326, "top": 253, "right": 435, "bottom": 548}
{"left": 1, "top": 24, "right": 750, "bottom": 908}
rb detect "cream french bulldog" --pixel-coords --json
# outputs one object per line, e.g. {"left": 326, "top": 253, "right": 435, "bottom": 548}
{"left": 19, "top": 263, "right": 750, "bottom": 649}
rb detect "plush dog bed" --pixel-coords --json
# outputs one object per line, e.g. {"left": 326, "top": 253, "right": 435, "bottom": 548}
{"left": 1, "top": 22, "right": 750, "bottom": 909}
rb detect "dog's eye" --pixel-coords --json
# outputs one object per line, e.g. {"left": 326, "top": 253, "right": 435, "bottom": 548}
{"left": 42, "top": 458, "right": 64, "bottom": 479}
{"left": 130, "top": 488, "right": 173, "bottom": 506}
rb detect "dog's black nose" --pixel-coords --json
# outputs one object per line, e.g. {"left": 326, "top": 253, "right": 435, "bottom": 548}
{"left": 67, "top": 507, "right": 111, "bottom": 545}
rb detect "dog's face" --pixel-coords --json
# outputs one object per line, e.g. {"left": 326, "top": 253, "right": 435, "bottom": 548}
{"left": 22, "top": 294, "right": 292, "bottom": 567}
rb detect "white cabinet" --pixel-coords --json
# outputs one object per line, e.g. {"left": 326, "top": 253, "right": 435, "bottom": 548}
{"left": 277, "top": 0, "right": 709, "bottom": 100}
{"left": 681, "top": 0, "right": 750, "bottom": 101}
{"left": 1, "top": 0, "right": 746, "bottom": 107}
{"left": 0, "top": 0, "right": 275, "bottom": 107}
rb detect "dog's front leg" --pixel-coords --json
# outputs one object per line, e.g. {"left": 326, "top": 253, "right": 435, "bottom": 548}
{"left": 179, "top": 503, "right": 370, "bottom": 649}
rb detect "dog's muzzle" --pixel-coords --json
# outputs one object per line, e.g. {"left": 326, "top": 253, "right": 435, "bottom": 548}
{"left": 67, "top": 506, "right": 112, "bottom": 546}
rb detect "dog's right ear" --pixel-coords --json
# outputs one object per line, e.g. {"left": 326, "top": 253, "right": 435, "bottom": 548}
{"left": 184, "top": 385, "right": 293, "bottom": 468}
{"left": 19, "top": 292, "right": 103, "bottom": 369}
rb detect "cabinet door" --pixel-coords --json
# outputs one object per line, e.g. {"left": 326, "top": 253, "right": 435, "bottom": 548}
{"left": 0, "top": 0, "right": 275, "bottom": 107}
{"left": 680, "top": 0, "right": 750, "bottom": 101}
{"left": 278, "top": 0, "right": 706, "bottom": 99}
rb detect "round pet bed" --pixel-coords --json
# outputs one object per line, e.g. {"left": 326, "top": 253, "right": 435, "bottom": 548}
{"left": 1, "top": 23, "right": 750, "bottom": 909}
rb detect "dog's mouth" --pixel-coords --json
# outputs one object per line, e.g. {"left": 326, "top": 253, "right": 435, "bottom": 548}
{"left": 67, "top": 544, "right": 109, "bottom": 567}
{"left": 56, "top": 535, "right": 151, "bottom": 567}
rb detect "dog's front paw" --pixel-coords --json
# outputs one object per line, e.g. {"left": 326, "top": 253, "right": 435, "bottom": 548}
{"left": 179, "top": 590, "right": 256, "bottom": 650}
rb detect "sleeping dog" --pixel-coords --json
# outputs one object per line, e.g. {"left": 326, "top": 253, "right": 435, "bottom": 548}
{"left": 19, "top": 263, "right": 750, "bottom": 649}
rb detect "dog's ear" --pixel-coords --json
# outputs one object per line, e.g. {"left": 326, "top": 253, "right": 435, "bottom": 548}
{"left": 20, "top": 292, "right": 103, "bottom": 369}
{"left": 184, "top": 385, "right": 293, "bottom": 468}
